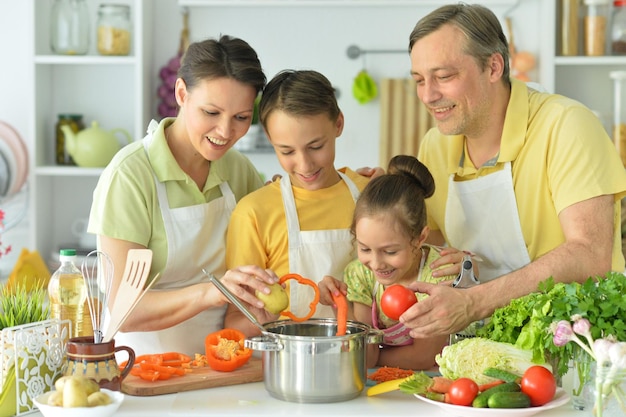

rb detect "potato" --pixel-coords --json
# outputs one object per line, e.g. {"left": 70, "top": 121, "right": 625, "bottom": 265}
{"left": 87, "top": 391, "right": 112, "bottom": 407}
{"left": 47, "top": 390, "right": 63, "bottom": 407}
{"left": 80, "top": 377, "right": 100, "bottom": 396}
{"left": 54, "top": 375, "right": 70, "bottom": 392}
{"left": 62, "top": 377, "right": 89, "bottom": 408}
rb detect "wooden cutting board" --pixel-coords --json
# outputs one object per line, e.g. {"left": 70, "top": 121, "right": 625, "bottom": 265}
{"left": 121, "top": 357, "right": 263, "bottom": 396}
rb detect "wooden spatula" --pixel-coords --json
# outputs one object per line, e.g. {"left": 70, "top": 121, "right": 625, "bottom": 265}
{"left": 103, "top": 249, "right": 153, "bottom": 342}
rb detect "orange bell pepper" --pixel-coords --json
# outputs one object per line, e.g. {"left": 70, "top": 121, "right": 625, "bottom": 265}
{"left": 279, "top": 273, "right": 320, "bottom": 322}
{"left": 205, "top": 328, "right": 253, "bottom": 372}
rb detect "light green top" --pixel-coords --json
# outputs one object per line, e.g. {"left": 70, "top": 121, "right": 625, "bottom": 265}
{"left": 88, "top": 118, "right": 264, "bottom": 278}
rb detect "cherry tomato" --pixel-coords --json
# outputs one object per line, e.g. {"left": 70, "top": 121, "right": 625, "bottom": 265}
{"left": 380, "top": 285, "right": 417, "bottom": 320}
{"left": 448, "top": 377, "right": 479, "bottom": 406}
{"left": 521, "top": 365, "right": 556, "bottom": 406}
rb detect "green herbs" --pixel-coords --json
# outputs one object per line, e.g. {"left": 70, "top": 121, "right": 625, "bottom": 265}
{"left": 477, "top": 272, "right": 626, "bottom": 379}
{"left": 0, "top": 283, "right": 50, "bottom": 330}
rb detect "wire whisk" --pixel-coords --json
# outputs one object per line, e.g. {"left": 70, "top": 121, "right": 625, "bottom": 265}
{"left": 82, "top": 250, "right": 114, "bottom": 344}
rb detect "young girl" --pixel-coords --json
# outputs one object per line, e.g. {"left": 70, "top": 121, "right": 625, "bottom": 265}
{"left": 224, "top": 70, "right": 370, "bottom": 334}
{"left": 321, "top": 155, "right": 471, "bottom": 370}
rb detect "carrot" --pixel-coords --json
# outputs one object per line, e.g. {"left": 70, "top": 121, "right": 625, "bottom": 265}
{"left": 331, "top": 292, "right": 348, "bottom": 336}
{"left": 428, "top": 376, "right": 454, "bottom": 394}
{"left": 443, "top": 392, "right": 452, "bottom": 404}
{"left": 368, "top": 366, "right": 415, "bottom": 383}
{"left": 478, "top": 379, "right": 506, "bottom": 392}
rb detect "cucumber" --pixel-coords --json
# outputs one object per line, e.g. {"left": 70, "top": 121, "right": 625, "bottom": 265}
{"left": 483, "top": 367, "right": 522, "bottom": 383}
{"left": 471, "top": 382, "right": 521, "bottom": 408}
{"left": 487, "top": 392, "right": 532, "bottom": 409}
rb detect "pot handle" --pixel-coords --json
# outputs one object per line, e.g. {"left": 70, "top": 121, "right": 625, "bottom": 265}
{"left": 244, "top": 336, "right": 284, "bottom": 352}
{"left": 366, "top": 328, "right": 384, "bottom": 345}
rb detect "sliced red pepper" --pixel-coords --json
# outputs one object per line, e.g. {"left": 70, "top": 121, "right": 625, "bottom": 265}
{"left": 204, "top": 328, "right": 253, "bottom": 372}
{"left": 279, "top": 273, "right": 320, "bottom": 322}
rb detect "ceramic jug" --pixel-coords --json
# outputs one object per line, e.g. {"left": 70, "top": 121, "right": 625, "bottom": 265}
{"left": 62, "top": 336, "right": 135, "bottom": 391}
{"left": 61, "top": 120, "right": 131, "bottom": 168}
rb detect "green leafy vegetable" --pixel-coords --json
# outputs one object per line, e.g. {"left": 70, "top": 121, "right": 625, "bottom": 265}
{"left": 435, "top": 337, "right": 549, "bottom": 385}
{"left": 477, "top": 272, "right": 626, "bottom": 379}
{"left": 398, "top": 371, "right": 433, "bottom": 395}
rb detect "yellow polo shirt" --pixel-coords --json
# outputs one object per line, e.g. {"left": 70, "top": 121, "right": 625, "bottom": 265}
{"left": 88, "top": 118, "right": 264, "bottom": 278}
{"left": 418, "top": 78, "right": 626, "bottom": 271}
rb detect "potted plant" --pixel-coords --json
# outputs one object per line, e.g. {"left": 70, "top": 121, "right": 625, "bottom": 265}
{"left": 0, "top": 278, "right": 66, "bottom": 416}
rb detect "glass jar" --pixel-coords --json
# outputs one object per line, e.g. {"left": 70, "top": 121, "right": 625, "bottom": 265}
{"left": 97, "top": 4, "right": 132, "bottom": 56}
{"left": 560, "top": 0, "right": 580, "bottom": 56}
{"left": 610, "top": 70, "right": 626, "bottom": 167}
{"left": 571, "top": 347, "right": 594, "bottom": 410}
{"left": 584, "top": 361, "right": 626, "bottom": 417}
{"left": 55, "top": 114, "right": 84, "bottom": 165}
{"left": 612, "top": 0, "right": 626, "bottom": 54}
{"left": 50, "top": 0, "right": 90, "bottom": 55}
{"left": 583, "top": 0, "right": 610, "bottom": 56}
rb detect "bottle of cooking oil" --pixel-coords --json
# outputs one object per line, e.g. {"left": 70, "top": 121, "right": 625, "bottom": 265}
{"left": 48, "top": 249, "right": 87, "bottom": 339}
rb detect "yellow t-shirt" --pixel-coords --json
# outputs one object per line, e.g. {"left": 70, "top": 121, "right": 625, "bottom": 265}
{"left": 225, "top": 168, "right": 370, "bottom": 277}
{"left": 418, "top": 79, "right": 626, "bottom": 271}
{"left": 88, "top": 118, "right": 264, "bottom": 278}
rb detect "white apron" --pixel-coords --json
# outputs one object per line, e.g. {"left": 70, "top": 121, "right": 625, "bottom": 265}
{"left": 115, "top": 120, "right": 236, "bottom": 356}
{"left": 281, "top": 172, "right": 360, "bottom": 318}
{"left": 445, "top": 161, "right": 531, "bottom": 282}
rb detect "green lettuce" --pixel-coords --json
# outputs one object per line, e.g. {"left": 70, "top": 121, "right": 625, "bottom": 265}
{"left": 477, "top": 273, "right": 626, "bottom": 379}
{"left": 435, "top": 337, "right": 550, "bottom": 385}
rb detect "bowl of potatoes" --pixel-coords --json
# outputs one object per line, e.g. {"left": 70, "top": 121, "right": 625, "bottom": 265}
{"left": 33, "top": 376, "right": 124, "bottom": 417}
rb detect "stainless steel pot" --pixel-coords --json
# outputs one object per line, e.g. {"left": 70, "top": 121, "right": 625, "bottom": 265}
{"left": 244, "top": 318, "right": 383, "bottom": 403}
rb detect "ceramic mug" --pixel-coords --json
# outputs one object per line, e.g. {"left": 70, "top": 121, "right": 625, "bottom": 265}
{"left": 71, "top": 218, "right": 97, "bottom": 248}
{"left": 62, "top": 336, "right": 135, "bottom": 391}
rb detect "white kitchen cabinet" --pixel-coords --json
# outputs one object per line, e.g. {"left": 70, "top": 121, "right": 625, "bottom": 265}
{"left": 28, "top": 0, "right": 153, "bottom": 264}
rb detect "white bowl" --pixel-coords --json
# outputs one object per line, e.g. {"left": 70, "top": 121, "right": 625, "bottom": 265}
{"left": 33, "top": 388, "right": 124, "bottom": 417}
{"left": 413, "top": 387, "right": 570, "bottom": 417}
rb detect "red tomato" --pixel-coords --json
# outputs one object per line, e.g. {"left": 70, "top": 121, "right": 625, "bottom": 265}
{"left": 448, "top": 378, "right": 479, "bottom": 406}
{"left": 521, "top": 365, "right": 556, "bottom": 406}
{"left": 380, "top": 285, "right": 417, "bottom": 320}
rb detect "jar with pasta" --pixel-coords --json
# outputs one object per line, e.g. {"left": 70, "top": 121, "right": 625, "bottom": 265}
{"left": 583, "top": 0, "right": 610, "bottom": 56}
{"left": 97, "top": 4, "right": 131, "bottom": 56}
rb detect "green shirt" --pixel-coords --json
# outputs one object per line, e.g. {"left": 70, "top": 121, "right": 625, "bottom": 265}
{"left": 88, "top": 118, "right": 264, "bottom": 278}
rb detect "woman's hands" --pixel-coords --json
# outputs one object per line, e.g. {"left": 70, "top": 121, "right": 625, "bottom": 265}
{"left": 217, "top": 265, "right": 279, "bottom": 309}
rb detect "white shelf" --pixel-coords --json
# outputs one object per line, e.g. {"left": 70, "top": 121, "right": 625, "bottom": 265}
{"left": 179, "top": 0, "right": 518, "bottom": 6}
{"left": 34, "top": 55, "right": 138, "bottom": 65}
{"left": 555, "top": 56, "right": 626, "bottom": 66}
{"left": 27, "top": 0, "right": 153, "bottom": 263}
{"left": 34, "top": 166, "right": 104, "bottom": 177}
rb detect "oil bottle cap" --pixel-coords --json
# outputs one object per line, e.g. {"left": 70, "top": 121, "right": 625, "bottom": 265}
{"left": 59, "top": 248, "right": 77, "bottom": 257}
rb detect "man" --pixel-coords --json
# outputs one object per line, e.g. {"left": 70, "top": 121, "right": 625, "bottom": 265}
{"left": 400, "top": 3, "right": 626, "bottom": 339}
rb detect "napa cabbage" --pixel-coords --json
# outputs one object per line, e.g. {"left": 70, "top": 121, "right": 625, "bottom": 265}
{"left": 435, "top": 337, "right": 551, "bottom": 385}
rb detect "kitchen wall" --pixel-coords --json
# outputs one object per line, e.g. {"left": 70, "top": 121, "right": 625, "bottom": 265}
{"left": 0, "top": 0, "right": 32, "bottom": 275}
{"left": 151, "top": 0, "right": 541, "bottom": 178}
{"left": 0, "top": 0, "right": 540, "bottom": 275}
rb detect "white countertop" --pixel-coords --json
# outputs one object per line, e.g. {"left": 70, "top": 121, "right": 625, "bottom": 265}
{"left": 29, "top": 381, "right": 583, "bottom": 417}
